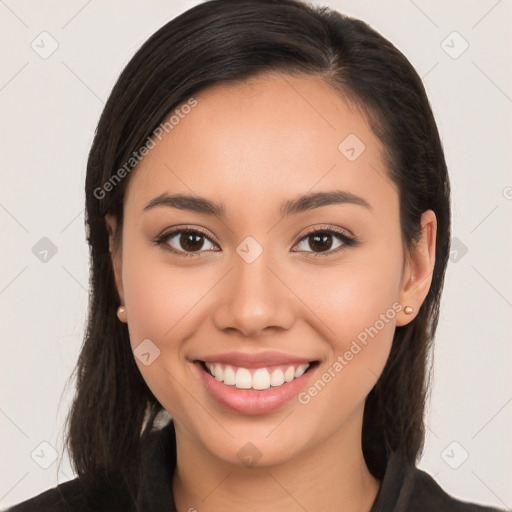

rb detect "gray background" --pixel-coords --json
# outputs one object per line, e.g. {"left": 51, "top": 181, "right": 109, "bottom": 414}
{"left": 1, "top": 0, "right": 511, "bottom": 509}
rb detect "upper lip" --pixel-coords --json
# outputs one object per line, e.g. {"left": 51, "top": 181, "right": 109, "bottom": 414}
{"left": 196, "top": 351, "right": 316, "bottom": 368}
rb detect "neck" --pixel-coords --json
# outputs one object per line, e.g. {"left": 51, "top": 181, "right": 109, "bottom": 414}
{"left": 171, "top": 409, "right": 381, "bottom": 512}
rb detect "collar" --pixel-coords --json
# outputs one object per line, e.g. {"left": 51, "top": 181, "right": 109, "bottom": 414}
{"left": 135, "top": 421, "right": 177, "bottom": 512}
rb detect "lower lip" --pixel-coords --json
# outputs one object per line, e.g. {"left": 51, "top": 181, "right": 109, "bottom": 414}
{"left": 196, "top": 362, "right": 316, "bottom": 415}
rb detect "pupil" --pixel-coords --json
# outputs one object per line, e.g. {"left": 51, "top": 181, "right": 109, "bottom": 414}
{"left": 310, "top": 233, "right": 332, "bottom": 252}
{"left": 181, "top": 233, "right": 203, "bottom": 251}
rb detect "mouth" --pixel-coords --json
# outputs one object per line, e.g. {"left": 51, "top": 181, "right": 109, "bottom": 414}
{"left": 199, "top": 360, "right": 318, "bottom": 390}
{"left": 194, "top": 359, "right": 320, "bottom": 415}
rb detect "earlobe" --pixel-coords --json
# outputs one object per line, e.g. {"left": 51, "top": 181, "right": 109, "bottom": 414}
{"left": 396, "top": 210, "right": 437, "bottom": 327}
{"left": 116, "top": 305, "right": 127, "bottom": 323}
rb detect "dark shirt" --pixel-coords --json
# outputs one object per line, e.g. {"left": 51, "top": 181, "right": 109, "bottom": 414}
{"left": 6, "top": 422, "right": 505, "bottom": 512}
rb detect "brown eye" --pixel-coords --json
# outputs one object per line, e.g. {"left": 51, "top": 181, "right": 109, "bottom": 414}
{"left": 155, "top": 228, "right": 219, "bottom": 256}
{"left": 178, "top": 232, "right": 206, "bottom": 252}
{"left": 308, "top": 232, "right": 334, "bottom": 252}
{"left": 294, "top": 228, "right": 356, "bottom": 257}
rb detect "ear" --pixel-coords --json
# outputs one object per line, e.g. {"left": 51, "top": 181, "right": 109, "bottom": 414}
{"left": 396, "top": 210, "right": 437, "bottom": 327}
{"left": 105, "top": 214, "right": 126, "bottom": 315}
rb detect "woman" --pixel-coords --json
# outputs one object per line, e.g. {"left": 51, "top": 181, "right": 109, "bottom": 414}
{"left": 6, "top": 0, "right": 505, "bottom": 510}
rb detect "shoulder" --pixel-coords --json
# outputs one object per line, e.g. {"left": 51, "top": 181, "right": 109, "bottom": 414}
{"left": 4, "top": 422, "right": 175, "bottom": 512}
{"left": 3, "top": 474, "right": 132, "bottom": 512}
{"left": 4, "top": 478, "right": 87, "bottom": 512}
{"left": 408, "top": 466, "right": 506, "bottom": 512}
{"left": 374, "top": 453, "right": 507, "bottom": 512}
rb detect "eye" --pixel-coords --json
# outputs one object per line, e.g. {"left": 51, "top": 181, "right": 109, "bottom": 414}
{"left": 153, "top": 227, "right": 219, "bottom": 257}
{"left": 154, "top": 225, "right": 358, "bottom": 258}
{"left": 293, "top": 227, "right": 357, "bottom": 257}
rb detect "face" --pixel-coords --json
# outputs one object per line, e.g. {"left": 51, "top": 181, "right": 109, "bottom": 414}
{"left": 107, "top": 72, "right": 436, "bottom": 468}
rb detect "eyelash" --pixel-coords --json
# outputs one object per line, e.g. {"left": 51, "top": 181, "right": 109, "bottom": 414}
{"left": 153, "top": 226, "right": 358, "bottom": 258}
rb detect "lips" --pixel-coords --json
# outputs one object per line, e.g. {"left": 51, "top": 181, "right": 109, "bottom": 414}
{"left": 199, "top": 350, "right": 314, "bottom": 368}
{"left": 193, "top": 352, "right": 319, "bottom": 415}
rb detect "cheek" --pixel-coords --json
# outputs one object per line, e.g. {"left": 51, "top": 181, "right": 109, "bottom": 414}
{"left": 306, "top": 249, "right": 402, "bottom": 344}
{"left": 121, "top": 245, "right": 211, "bottom": 345}
{"left": 296, "top": 236, "right": 404, "bottom": 389}
{"left": 324, "top": 271, "right": 401, "bottom": 349}
{"left": 294, "top": 258, "right": 403, "bottom": 422}
{"left": 120, "top": 248, "right": 208, "bottom": 415}
{"left": 119, "top": 243, "right": 222, "bottom": 414}
{"left": 122, "top": 264, "right": 173, "bottom": 346}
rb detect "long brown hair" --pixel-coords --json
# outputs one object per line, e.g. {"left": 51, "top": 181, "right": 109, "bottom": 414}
{"left": 64, "top": 0, "right": 450, "bottom": 499}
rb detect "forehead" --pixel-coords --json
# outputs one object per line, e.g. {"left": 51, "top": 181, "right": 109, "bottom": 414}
{"left": 125, "top": 72, "right": 397, "bottom": 218}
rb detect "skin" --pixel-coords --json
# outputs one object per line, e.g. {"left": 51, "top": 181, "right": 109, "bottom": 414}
{"left": 106, "top": 72, "right": 436, "bottom": 512}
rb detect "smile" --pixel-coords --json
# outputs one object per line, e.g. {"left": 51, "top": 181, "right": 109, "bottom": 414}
{"left": 195, "top": 357, "right": 319, "bottom": 415}
{"left": 203, "top": 362, "right": 311, "bottom": 390}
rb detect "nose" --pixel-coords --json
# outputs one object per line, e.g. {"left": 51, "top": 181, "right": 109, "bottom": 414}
{"left": 212, "top": 248, "right": 296, "bottom": 338}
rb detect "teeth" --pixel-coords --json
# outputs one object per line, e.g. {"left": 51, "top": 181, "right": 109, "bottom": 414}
{"left": 223, "top": 365, "right": 236, "bottom": 385}
{"left": 270, "top": 368, "right": 285, "bottom": 386}
{"left": 284, "top": 366, "right": 295, "bottom": 382}
{"left": 252, "top": 369, "right": 271, "bottom": 390}
{"left": 235, "top": 368, "right": 252, "bottom": 389}
{"left": 295, "top": 364, "right": 309, "bottom": 378}
{"left": 204, "top": 362, "right": 310, "bottom": 390}
{"left": 214, "top": 363, "right": 223, "bottom": 382}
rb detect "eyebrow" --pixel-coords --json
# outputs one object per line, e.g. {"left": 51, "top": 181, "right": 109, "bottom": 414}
{"left": 143, "top": 190, "right": 371, "bottom": 217}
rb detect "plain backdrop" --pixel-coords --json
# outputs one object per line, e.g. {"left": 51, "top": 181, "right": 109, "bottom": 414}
{"left": 1, "top": 0, "right": 511, "bottom": 509}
